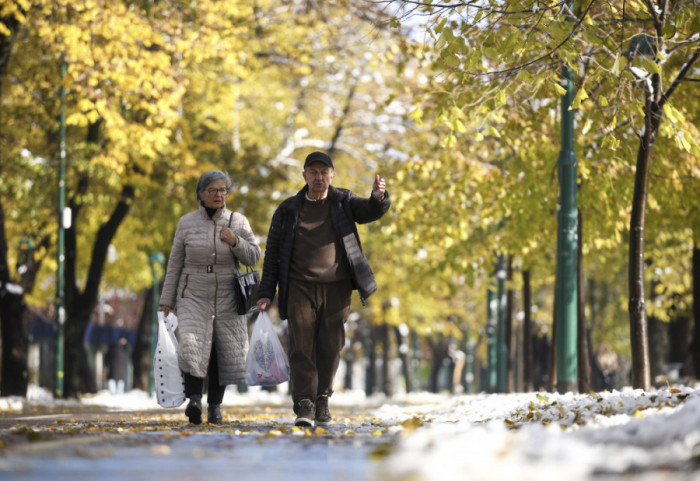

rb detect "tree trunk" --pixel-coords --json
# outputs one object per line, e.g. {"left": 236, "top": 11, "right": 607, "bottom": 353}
{"left": 380, "top": 324, "right": 392, "bottom": 397}
{"left": 429, "top": 336, "right": 448, "bottom": 393}
{"left": 577, "top": 209, "right": 591, "bottom": 392}
{"left": 0, "top": 292, "right": 29, "bottom": 396}
{"left": 522, "top": 269, "right": 533, "bottom": 392}
{"left": 548, "top": 295, "right": 557, "bottom": 392}
{"left": 0, "top": 12, "right": 20, "bottom": 101}
{"left": 628, "top": 95, "right": 662, "bottom": 391}
{"left": 0, "top": 200, "right": 29, "bottom": 396}
{"left": 691, "top": 245, "right": 700, "bottom": 379}
{"left": 395, "top": 325, "right": 413, "bottom": 392}
{"left": 365, "top": 324, "right": 376, "bottom": 396}
{"left": 505, "top": 256, "right": 515, "bottom": 393}
{"left": 63, "top": 178, "right": 134, "bottom": 398}
{"left": 647, "top": 278, "right": 668, "bottom": 383}
{"left": 668, "top": 299, "right": 691, "bottom": 377}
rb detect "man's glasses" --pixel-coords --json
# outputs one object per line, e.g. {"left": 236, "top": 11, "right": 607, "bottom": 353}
{"left": 206, "top": 188, "right": 228, "bottom": 195}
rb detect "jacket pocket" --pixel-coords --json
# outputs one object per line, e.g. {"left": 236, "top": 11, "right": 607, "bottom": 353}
{"left": 180, "top": 274, "right": 190, "bottom": 298}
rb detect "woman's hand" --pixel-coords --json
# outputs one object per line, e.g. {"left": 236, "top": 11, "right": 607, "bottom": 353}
{"left": 159, "top": 305, "right": 171, "bottom": 316}
{"left": 220, "top": 227, "right": 238, "bottom": 246}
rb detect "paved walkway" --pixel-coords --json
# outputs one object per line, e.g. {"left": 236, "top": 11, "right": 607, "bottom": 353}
{"left": 0, "top": 403, "right": 397, "bottom": 481}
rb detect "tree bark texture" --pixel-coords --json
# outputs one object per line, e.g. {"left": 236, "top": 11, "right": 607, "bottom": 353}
{"left": 628, "top": 95, "right": 662, "bottom": 391}
{"left": 692, "top": 246, "right": 700, "bottom": 379}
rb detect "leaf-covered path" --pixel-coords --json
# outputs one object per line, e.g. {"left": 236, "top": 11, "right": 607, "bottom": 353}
{"left": 2, "top": 388, "right": 700, "bottom": 481}
{"left": 0, "top": 404, "right": 397, "bottom": 481}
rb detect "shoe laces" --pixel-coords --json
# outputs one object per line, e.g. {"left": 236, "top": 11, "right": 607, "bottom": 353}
{"left": 316, "top": 395, "right": 329, "bottom": 416}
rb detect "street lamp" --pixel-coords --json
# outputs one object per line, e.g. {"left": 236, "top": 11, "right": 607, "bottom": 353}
{"left": 148, "top": 251, "right": 165, "bottom": 396}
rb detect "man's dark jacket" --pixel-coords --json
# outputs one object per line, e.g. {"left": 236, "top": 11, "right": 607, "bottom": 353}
{"left": 258, "top": 185, "right": 391, "bottom": 320}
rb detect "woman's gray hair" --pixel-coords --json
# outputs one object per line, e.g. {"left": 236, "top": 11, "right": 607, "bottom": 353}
{"left": 196, "top": 170, "right": 231, "bottom": 201}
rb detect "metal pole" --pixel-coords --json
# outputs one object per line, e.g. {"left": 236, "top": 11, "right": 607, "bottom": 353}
{"left": 496, "top": 254, "right": 507, "bottom": 392}
{"left": 555, "top": 0, "right": 579, "bottom": 393}
{"left": 55, "top": 57, "right": 67, "bottom": 398}
{"left": 486, "top": 287, "right": 497, "bottom": 392}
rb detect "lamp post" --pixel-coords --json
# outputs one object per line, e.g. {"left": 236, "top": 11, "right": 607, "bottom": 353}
{"left": 148, "top": 252, "right": 165, "bottom": 396}
{"left": 55, "top": 57, "right": 67, "bottom": 398}
{"left": 554, "top": 0, "right": 579, "bottom": 393}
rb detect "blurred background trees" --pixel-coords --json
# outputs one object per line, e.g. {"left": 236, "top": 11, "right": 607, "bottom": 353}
{"left": 0, "top": 0, "right": 697, "bottom": 398}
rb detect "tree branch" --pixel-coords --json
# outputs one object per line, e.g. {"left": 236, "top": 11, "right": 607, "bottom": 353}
{"left": 659, "top": 44, "right": 700, "bottom": 109}
{"left": 466, "top": 0, "right": 598, "bottom": 77}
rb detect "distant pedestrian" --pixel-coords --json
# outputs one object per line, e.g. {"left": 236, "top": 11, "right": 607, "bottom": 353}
{"left": 256, "top": 151, "right": 390, "bottom": 427}
{"left": 106, "top": 336, "right": 129, "bottom": 395}
{"left": 159, "top": 170, "right": 261, "bottom": 424}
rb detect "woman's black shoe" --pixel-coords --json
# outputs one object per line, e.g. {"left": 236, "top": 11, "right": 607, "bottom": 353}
{"left": 208, "top": 404, "right": 223, "bottom": 424}
{"left": 185, "top": 395, "right": 202, "bottom": 425}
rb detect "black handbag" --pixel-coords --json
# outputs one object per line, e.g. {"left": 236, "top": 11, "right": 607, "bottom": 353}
{"left": 234, "top": 266, "right": 260, "bottom": 315}
{"left": 229, "top": 214, "right": 260, "bottom": 315}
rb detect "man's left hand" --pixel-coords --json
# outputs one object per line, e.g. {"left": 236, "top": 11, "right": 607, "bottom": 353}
{"left": 373, "top": 174, "right": 386, "bottom": 199}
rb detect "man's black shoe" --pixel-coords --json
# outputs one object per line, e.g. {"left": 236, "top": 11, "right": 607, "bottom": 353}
{"left": 315, "top": 395, "right": 332, "bottom": 426}
{"left": 294, "top": 399, "right": 315, "bottom": 427}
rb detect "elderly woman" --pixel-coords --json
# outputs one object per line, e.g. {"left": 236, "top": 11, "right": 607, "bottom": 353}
{"left": 159, "top": 171, "right": 260, "bottom": 425}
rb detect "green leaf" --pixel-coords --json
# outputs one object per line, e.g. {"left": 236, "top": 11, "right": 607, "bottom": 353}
{"left": 570, "top": 87, "right": 589, "bottom": 109}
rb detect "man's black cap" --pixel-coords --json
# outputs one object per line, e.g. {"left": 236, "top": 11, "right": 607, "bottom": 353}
{"left": 303, "top": 151, "right": 333, "bottom": 169}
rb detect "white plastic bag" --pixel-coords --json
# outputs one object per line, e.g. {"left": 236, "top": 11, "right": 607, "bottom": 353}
{"left": 245, "top": 312, "right": 290, "bottom": 386}
{"left": 154, "top": 311, "right": 186, "bottom": 408}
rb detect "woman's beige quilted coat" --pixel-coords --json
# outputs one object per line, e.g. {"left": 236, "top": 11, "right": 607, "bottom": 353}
{"left": 160, "top": 204, "right": 261, "bottom": 384}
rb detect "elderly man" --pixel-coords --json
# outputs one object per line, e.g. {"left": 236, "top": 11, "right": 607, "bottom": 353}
{"left": 256, "top": 151, "right": 390, "bottom": 427}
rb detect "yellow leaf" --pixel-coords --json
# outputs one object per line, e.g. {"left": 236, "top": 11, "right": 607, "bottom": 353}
{"left": 400, "top": 416, "right": 424, "bottom": 433}
{"left": 453, "top": 119, "right": 467, "bottom": 133}
{"left": 570, "top": 87, "right": 589, "bottom": 110}
{"left": 498, "top": 90, "right": 506, "bottom": 105}
{"left": 553, "top": 81, "right": 567, "bottom": 96}
{"left": 443, "top": 133, "right": 457, "bottom": 148}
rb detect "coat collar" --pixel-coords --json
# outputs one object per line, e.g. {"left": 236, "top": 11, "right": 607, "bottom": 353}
{"left": 198, "top": 203, "right": 227, "bottom": 221}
